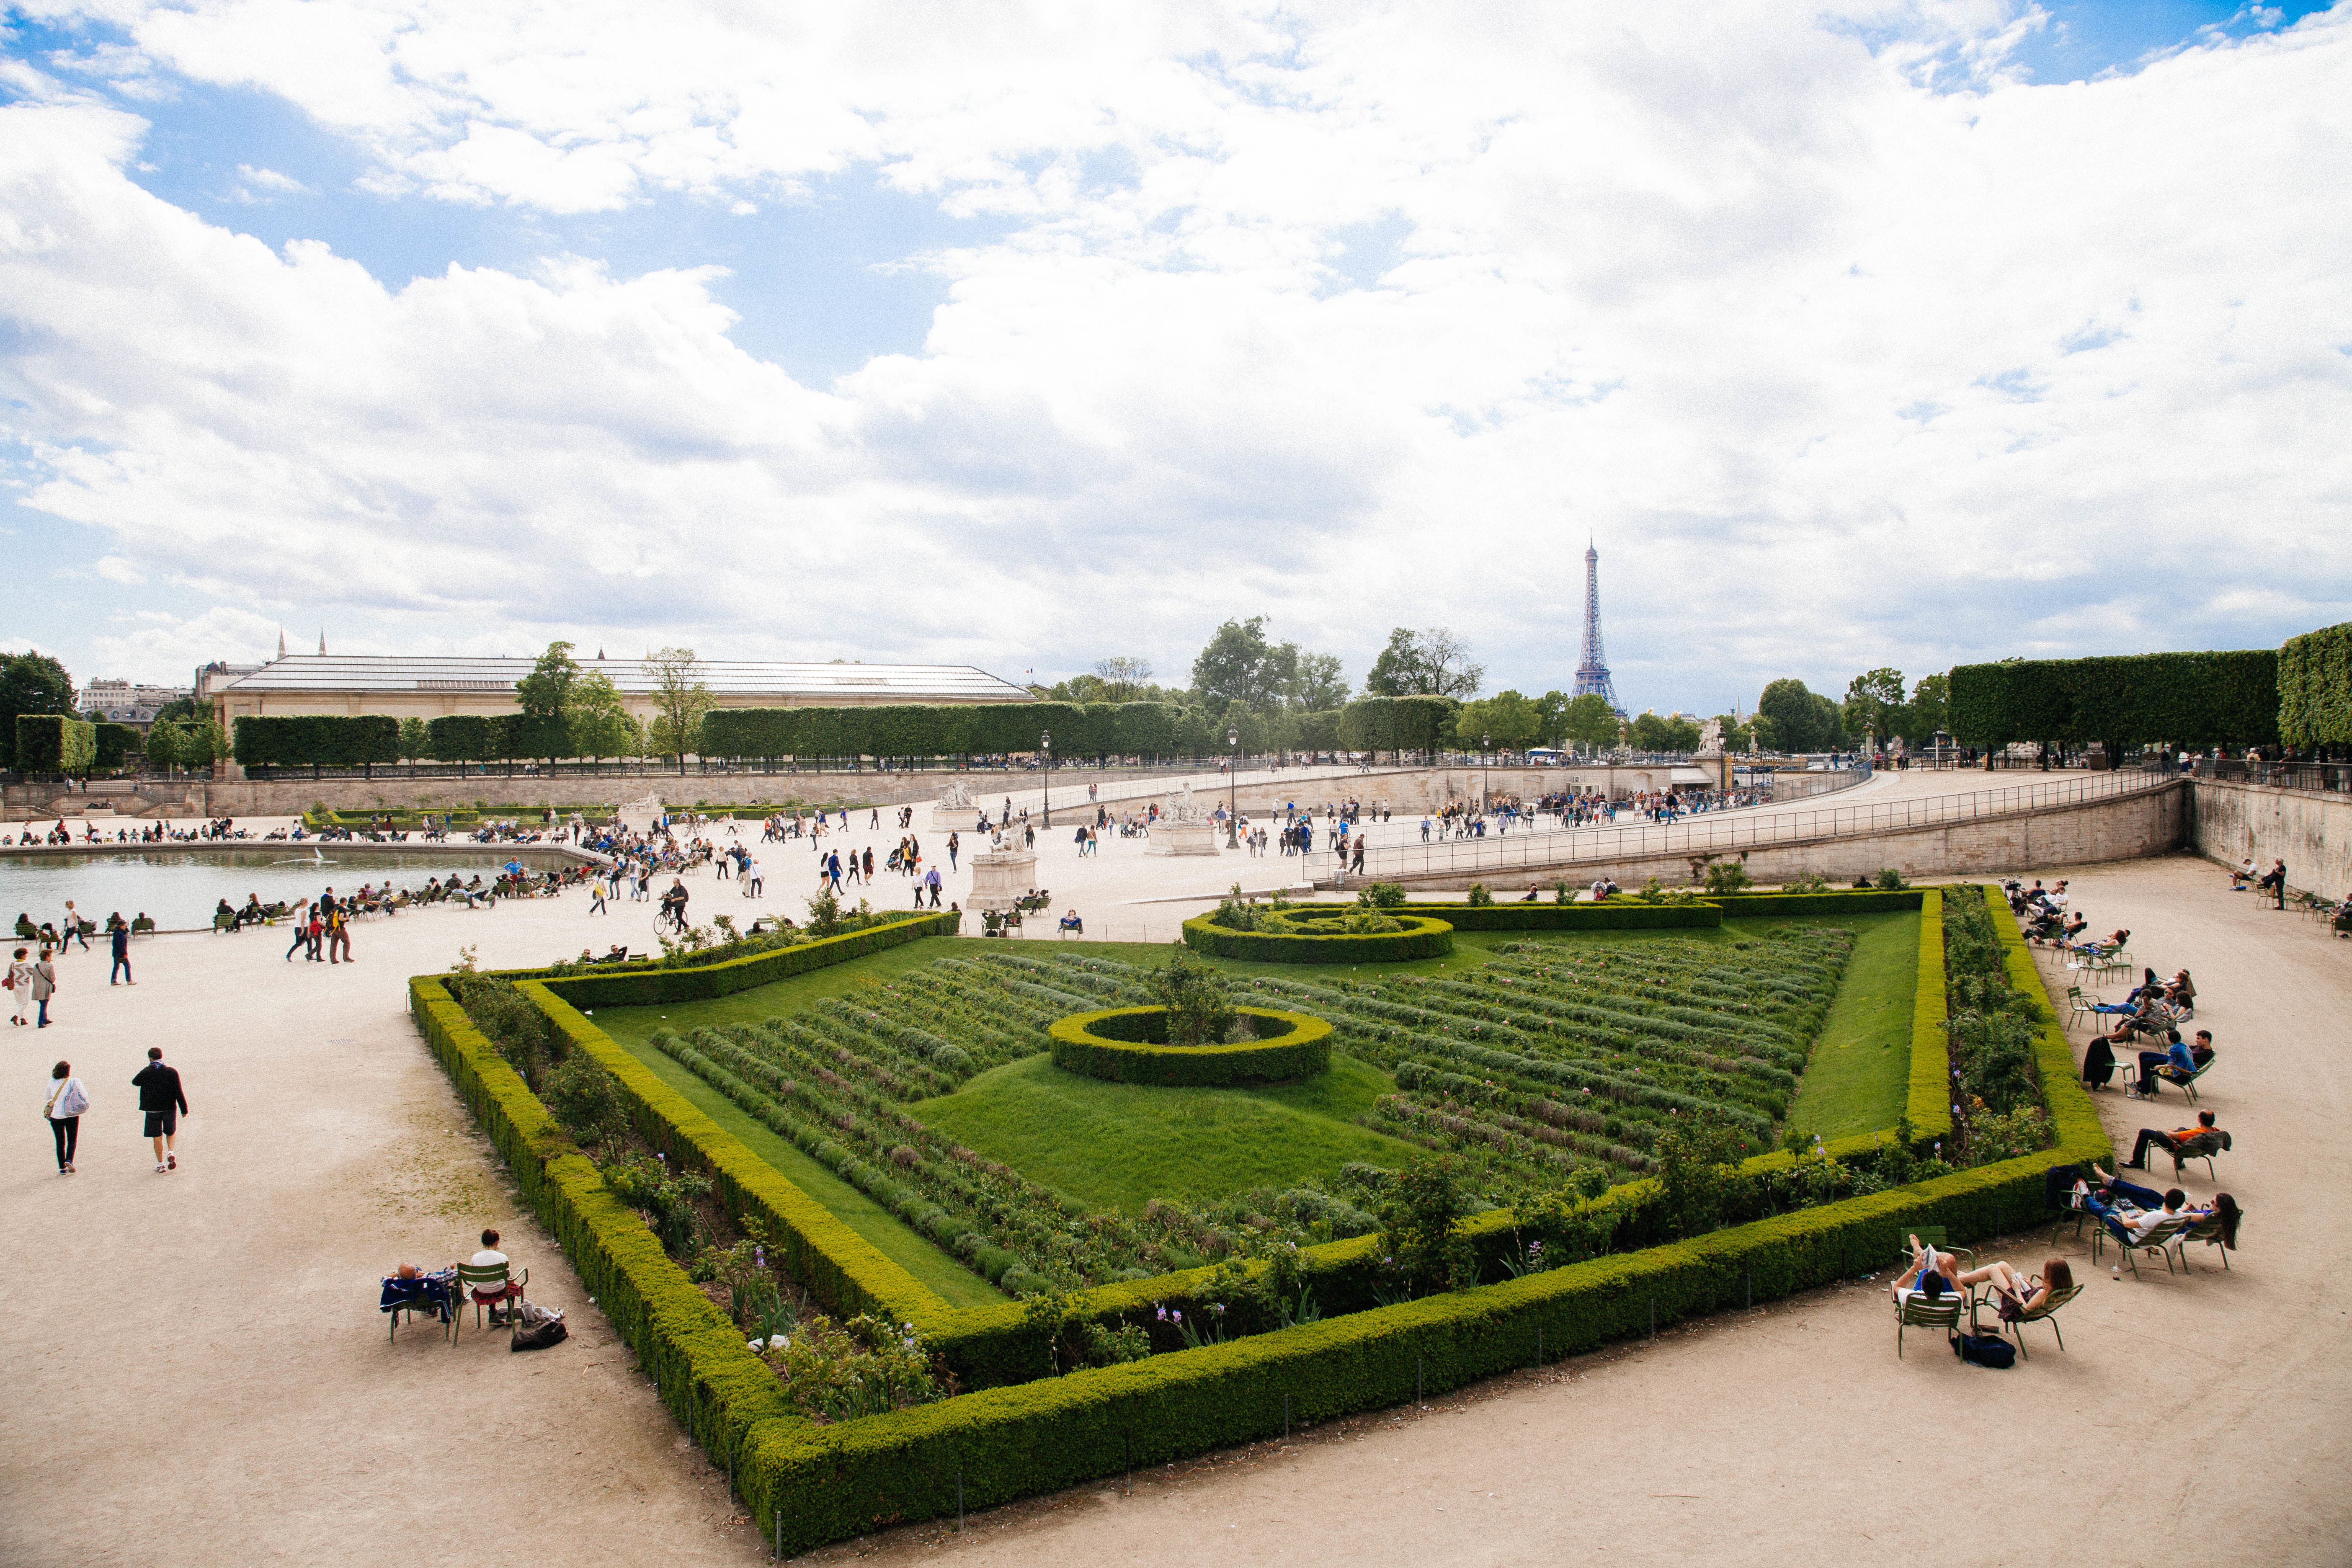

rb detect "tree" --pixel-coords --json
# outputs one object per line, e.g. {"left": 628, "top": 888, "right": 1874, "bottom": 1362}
{"left": 397, "top": 717, "right": 431, "bottom": 764}
{"left": 570, "top": 671, "right": 640, "bottom": 769}
{"left": 144, "top": 722, "right": 183, "bottom": 775}
{"left": 1282, "top": 651, "right": 1349, "bottom": 713}
{"left": 1091, "top": 656, "right": 1155, "bottom": 703}
{"left": 1900, "top": 673, "right": 1949, "bottom": 744}
{"left": 1841, "top": 668, "right": 1906, "bottom": 752}
{"left": 1455, "top": 690, "right": 1542, "bottom": 752}
{"left": 1756, "top": 678, "right": 1844, "bottom": 754}
{"left": 1557, "top": 693, "right": 1622, "bottom": 753}
{"left": 1363, "top": 627, "right": 1484, "bottom": 699}
{"left": 515, "top": 640, "right": 583, "bottom": 766}
{"left": 1191, "top": 617, "right": 1287, "bottom": 711}
{"left": 0, "top": 651, "right": 75, "bottom": 771}
{"left": 1709, "top": 714, "right": 1756, "bottom": 753}
{"left": 646, "top": 647, "right": 716, "bottom": 774}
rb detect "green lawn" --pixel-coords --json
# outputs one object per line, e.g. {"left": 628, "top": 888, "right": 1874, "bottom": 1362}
{"left": 1782, "top": 910, "right": 1920, "bottom": 1140}
{"left": 601, "top": 1020, "right": 1002, "bottom": 1310}
{"left": 913, "top": 1051, "right": 1418, "bottom": 1213}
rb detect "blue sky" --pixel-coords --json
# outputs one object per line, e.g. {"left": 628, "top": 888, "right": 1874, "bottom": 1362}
{"left": 1, "top": 0, "right": 2345, "bottom": 714}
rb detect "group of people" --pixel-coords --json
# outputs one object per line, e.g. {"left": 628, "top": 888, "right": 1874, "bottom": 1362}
{"left": 9, "top": 900, "right": 140, "bottom": 1022}
{"left": 41, "top": 1045, "right": 189, "bottom": 1176}
{"left": 15, "top": 815, "right": 247, "bottom": 845}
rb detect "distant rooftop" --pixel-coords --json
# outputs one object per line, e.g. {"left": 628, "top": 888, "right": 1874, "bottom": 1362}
{"left": 215, "top": 654, "right": 1034, "bottom": 703}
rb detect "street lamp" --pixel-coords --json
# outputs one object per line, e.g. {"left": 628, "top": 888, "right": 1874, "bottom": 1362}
{"left": 1481, "top": 731, "right": 1492, "bottom": 817}
{"left": 1040, "top": 730, "right": 1052, "bottom": 829}
{"left": 1227, "top": 727, "right": 1240, "bottom": 848}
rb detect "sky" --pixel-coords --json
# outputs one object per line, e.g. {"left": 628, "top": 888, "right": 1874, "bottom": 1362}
{"left": 0, "top": 0, "right": 2345, "bottom": 718}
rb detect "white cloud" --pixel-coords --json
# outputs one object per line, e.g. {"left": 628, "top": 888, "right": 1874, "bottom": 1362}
{"left": 2, "top": 3, "right": 2349, "bottom": 700}
{"left": 230, "top": 162, "right": 309, "bottom": 200}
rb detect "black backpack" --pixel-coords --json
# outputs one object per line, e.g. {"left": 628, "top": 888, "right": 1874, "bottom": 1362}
{"left": 1952, "top": 1331, "right": 2015, "bottom": 1369}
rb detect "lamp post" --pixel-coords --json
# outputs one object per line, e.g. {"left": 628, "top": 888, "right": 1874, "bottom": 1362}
{"left": 1040, "top": 731, "right": 1052, "bottom": 830}
{"left": 1482, "top": 731, "right": 1492, "bottom": 818}
{"left": 1227, "top": 727, "right": 1240, "bottom": 848}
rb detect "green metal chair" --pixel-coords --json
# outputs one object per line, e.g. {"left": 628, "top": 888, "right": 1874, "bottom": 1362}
{"left": 451, "top": 1260, "right": 527, "bottom": 1341}
{"left": 1977, "top": 1279, "right": 2082, "bottom": 1359}
{"left": 2174, "top": 1212, "right": 2239, "bottom": 1272}
{"left": 1895, "top": 1287, "right": 1968, "bottom": 1357}
{"left": 2092, "top": 1212, "right": 2197, "bottom": 1278}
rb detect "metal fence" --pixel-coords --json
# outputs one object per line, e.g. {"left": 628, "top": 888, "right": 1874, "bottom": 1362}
{"left": 1332, "top": 768, "right": 2176, "bottom": 884}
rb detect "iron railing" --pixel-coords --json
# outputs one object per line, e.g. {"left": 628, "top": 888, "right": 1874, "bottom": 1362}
{"left": 1331, "top": 768, "right": 2176, "bottom": 883}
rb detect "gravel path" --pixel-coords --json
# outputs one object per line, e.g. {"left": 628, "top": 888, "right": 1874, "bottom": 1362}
{"left": 3, "top": 849, "right": 2339, "bottom": 1565}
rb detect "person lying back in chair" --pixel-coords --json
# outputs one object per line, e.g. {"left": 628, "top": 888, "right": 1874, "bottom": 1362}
{"left": 2126, "top": 1109, "right": 2222, "bottom": 1172}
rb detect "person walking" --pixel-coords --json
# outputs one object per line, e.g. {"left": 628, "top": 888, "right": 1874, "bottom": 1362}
{"left": 30, "top": 946, "right": 57, "bottom": 1027}
{"left": 947, "top": 831, "right": 959, "bottom": 872}
{"left": 8, "top": 946, "right": 31, "bottom": 1026}
{"left": 284, "top": 900, "right": 312, "bottom": 961}
{"left": 108, "top": 913, "right": 134, "bottom": 985}
{"left": 747, "top": 856, "right": 763, "bottom": 897}
{"left": 329, "top": 902, "right": 353, "bottom": 965}
{"left": 61, "top": 900, "right": 89, "bottom": 952}
{"left": 133, "top": 1045, "right": 187, "bottom": 1172}
{"left": 589, "top": 877, "right": 608, "bottom": 915}
{"left": 46, "top": 1060, "right": 88, "bottom": 1173}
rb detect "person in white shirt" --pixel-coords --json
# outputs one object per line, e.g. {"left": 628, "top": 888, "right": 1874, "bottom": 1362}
{"left": 46, "top": 1060, "right": 87, "bottom": 1173}
{"left": 467, "top": 1228, "right": 522, "bottom": 1324}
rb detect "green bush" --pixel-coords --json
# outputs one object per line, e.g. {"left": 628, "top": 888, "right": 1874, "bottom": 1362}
{"left": 1181, "top": 912, "right": 1455, "bottom": 964}
{"left": 1948, "top": 649, "right": 2278, "bottom": 755}
{"left": 1394, "top": 900, "right": 1724, "bottom": 930}
{"left": 15, "top": 714, "right": 96, "bottom": 775}
{"left": 544, "top": 911, "right": 958, "bottom": 1006}
{"left": 1048, "top": 1006, "right": 1333, "bottom": 1086}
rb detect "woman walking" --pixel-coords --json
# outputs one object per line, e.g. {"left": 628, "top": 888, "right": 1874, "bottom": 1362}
{"left": 8, "top": 946, "right": 31, "bottom": 1025}
{"left": 30, "top": 946, "right": 57, "bottom": 1028}
{"left": 45, "top": 1060, "right": 87, "bottom": 1173}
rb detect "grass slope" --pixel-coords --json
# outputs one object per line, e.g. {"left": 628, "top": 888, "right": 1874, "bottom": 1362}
{"left": 913, "top": 1052, "right": 1418, "bottom": 1214}
{"left": 603, "top": 1022, "right": 1002, "bottom": 1310}
{"left": 1782, "top": 910, "right": 1920, "bottom": 1140}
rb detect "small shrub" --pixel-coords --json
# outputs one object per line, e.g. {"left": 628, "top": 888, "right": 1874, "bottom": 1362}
{"left": 1875, "top": 867, "right": 1910, "bottom": 891}
{"left": 1377, "top": 1153, "right": 1474, "bottom": 1295}
{"left": 1362, "top": 882, "right": 1408, "bottom": 909}
{"left": 1465, "top": 883, "right": 1495, "bottom": 907}
{"left": 542, "top": 1052, "right": 630, "bottom": 1145}
{"left": 1702, "top": 860, "right": 1753, "bottom": 895}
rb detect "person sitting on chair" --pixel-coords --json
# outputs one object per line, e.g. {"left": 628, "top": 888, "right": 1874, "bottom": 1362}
{"left": 1972, "top": 1257, "right": 2075, "bottom": 1323}
{"left": 2127, "top": 1108, "right": 2221, "bottom": 1172}
{"left": 2075, "top": 1171, "right": 2189, "bottom": 1245}
{"left": 2231, "top": 857, "right": 2256, "bottom": 890}
{"left": 2134, "top": 1028, "right": 2209, "bottom": 1099}
{"left": 2163, "top": 969, "right": 2195, "bottom": 1008}
{"left": 1890, "top": 1235, "right": 1962, "bottom": 1305}
{"left": 1058, "top": 909, "right": 1082, "bottom": 933}
{"left": 468, "top": 1228, "right": 524, "bottom": 1325}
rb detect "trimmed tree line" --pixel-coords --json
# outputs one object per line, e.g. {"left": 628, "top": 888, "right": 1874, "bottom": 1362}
{"left": 1947, "top": 650, "right": 2279, "bottom": 765}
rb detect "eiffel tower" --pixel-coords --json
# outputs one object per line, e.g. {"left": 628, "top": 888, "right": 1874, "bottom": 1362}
{"left": 1571, "top": 538, "right": 1624, "bottom": 715}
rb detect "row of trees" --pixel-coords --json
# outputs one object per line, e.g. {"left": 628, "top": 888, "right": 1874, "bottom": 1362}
{"left": 1947, "top": 651, "right": 2279, "bottom": 761}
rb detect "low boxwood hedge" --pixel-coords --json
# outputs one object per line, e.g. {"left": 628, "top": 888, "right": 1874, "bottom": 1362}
{"left": 1181, "top": 912, "right": 1454, "bottom": 963}
{"left": 1394, "top": 900, "right": 1722, "bottom": 930}
{"left": 413, "top": 879, "right": 2104, "bottom": 1555}
{"left": 1048, "top": 1005, "right": 1333, "bottom": 1085}
{"left": 541, "top": 910, "right": 960, "bottom": 1006}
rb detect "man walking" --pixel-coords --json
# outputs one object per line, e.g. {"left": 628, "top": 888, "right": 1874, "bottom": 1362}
{"left": 61, "top": 900, "right": 89, "bottom": 952}
{"left": 108, "top": 913, "right": 134, "bottom": 985}
{"left": 134, "top": 1045, "right": 188, "bottom": 1172}
{"left": 329, "top": 901, "right": 353, "bottom": 964}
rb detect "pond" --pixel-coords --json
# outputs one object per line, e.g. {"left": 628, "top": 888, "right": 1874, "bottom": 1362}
{"left": 0, "top": 850, "right": 526, "bottom": 932}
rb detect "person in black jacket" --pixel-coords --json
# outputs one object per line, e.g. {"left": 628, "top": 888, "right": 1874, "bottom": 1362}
{"left": 132, "top": 1045, "right": 188, "bottom": 1173}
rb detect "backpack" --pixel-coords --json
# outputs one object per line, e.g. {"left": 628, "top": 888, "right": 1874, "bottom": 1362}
{"left": 1952, "top": 1331, "right": 2015, "bottom": 1369}
{"left": 509, "top": 1299, "right": 567, "bottom": 1352}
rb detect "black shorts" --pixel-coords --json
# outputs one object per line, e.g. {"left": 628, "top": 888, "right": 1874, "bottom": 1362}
{"left": 143, "top": 1109, "right": 177, "bottom": 1138}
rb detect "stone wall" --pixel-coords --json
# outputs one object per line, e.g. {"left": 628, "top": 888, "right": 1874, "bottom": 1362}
{"left": 1362, "top": 779, "right": 2189, "bottom": 892}
{"left": 2184, "top": 778, "right": 2351, "bottom": 903}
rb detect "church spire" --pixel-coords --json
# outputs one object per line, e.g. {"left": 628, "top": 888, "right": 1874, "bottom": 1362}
{"left": 318, "top": 627, "right": 326, "bottom": 656}
{"left": 277, "top": 626, "right": 286, "bottom": 659}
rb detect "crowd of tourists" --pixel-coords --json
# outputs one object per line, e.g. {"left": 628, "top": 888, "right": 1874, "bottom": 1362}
{"left": 11, "top": 816, "right": 250, "bottom": 846}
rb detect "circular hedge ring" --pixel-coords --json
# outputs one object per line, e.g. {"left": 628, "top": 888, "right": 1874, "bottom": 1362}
{"left": 1049, "top": 1005, "right": 1332, "bottom": 1086}
{"left": 1181, "top": 910, "right": 1454, "bottom": 964}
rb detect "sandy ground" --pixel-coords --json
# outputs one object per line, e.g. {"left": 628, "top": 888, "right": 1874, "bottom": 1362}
{"left": 5, "top": 835, "right": 2340, "bottom": 1567}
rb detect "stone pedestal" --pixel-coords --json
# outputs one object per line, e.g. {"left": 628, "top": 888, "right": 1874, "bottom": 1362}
{"left": 1150, "top": 818, "right": 1225, "bottom": 856}
{"left": 931, "top": 803, "right": 984, "bottom": 831}
{"left": 967, "top": 846, "right": 1040, "bottom": 911}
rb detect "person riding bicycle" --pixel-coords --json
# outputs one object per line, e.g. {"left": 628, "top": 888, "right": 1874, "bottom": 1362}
{"left": 659, "top": 879, "right": 689, "bottom": 930}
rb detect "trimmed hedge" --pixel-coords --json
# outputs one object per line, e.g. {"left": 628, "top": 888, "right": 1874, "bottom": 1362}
{"left": 414, "top": 880, "right": 2109, "bottom": 1555}
{"left": 232, "top": 714, "right": 400, "bottom": 771}
{"left": 15, "top": 714, "right": 96, "bottom": 774}
{"left": 1948, "top": 650, "right": 2279, "bottom": 754}
{"left": 1048, "top": 1006, "right": 1333, "bottom": 1085}
{"left": 2279, "top": 620, "right": 2352, "bottom": 748}
{"left": 1181, "top": 911, "right": 1455, "bottom": 963}
{"left": 539, "top": 911, "right": 961, "bottom": 1006}
{"left": 1398, "top": 900, "right": 1720, "bottom": 930}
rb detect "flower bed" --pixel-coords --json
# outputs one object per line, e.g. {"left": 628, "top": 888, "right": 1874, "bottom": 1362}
{"left": 1047, "top": 1005, "right": 1333, "bottom": 1086}
{"left": 1181, "top": 910, "right": 1455, "bottom": 963}
{"left": 411, "top": 884, "right": 2108, "bottom": 1555}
